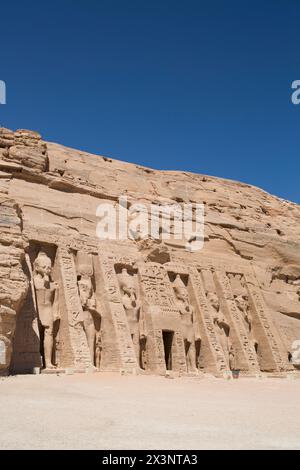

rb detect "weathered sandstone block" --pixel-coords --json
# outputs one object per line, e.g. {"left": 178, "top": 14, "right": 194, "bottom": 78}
{"left": 0, "top": 127, "right": 14, "bottom": 148}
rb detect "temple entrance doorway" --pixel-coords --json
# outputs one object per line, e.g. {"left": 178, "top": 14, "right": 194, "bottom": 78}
{"left": 162, "top": 330, "right": 174, "bottom": 371}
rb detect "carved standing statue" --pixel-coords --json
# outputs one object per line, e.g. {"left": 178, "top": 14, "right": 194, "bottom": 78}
{"left": 173, "top": 274, "right": 201, "bottom": 373}
{"left": 77, "top": 255, "right": 101, "bottom": 367}
{"left": 33, "top": 251, "right": 59, "bottom": 369}
{"left": 207, "top": 291, "right": 233, "bottom": 369}
{"left": 118, "top": 268, "right": 146, "bottom": 368}
{"left": 234, "top": 294, "right": 258, "bottom": 353}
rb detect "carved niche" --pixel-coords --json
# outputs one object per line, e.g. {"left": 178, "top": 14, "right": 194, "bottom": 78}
{"left": 168, "top": 272, "right": 201, "bottom": 373}
{"left": 116, "top": 265, "right": 147, "bottom": 370}
{"left": 76, "top": 251, "right": 102, "bottom": 368}
{"left": 32, "top": 248, "right": 60, "bottom": 370}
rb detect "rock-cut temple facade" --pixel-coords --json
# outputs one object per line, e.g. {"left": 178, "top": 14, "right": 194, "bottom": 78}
{"left": 1, "top": 127, "right": 300, "bottom": 377}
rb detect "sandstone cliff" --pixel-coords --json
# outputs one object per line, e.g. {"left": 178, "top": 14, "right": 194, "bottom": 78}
{"left": 0, "top": 127, "right": 299, "bottom": 376}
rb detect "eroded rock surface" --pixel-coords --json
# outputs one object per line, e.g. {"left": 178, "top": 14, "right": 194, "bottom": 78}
{"left": 0, "top": 126, "right": 300, "bottom": 376}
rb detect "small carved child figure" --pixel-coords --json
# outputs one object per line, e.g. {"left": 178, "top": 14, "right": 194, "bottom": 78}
{"left": 95, "top": 333, "right": 102, "bottom": 370}
{"left": 33, "top": 251, "right": 59, "bottom": 369}
{"left": 229, "top": 344, "right": 237, "bottom": 371}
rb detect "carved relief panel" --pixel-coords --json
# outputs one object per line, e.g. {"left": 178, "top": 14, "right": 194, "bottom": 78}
{"left": 138, "top": 262, "right": 187, "bottom": 374}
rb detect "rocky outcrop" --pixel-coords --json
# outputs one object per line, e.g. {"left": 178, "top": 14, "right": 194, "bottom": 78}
{"left": 0, "top": 165, "right": 28, "bottom": 375}
{"left": 0, "top": 128, "right": 48, "bottom": 173}
{"left": 0, "top": 126, "right": 300, "bottom": 376}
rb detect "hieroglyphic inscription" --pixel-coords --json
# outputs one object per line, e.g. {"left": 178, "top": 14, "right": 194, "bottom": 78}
{"left": 57, "top": 247, "right": 91, "bottom": 367}
{"left": 100, "top": 256, "right": 120, "bottom": 302}
{"left": 140, "top": 263, "right": 174, "bottom": 307}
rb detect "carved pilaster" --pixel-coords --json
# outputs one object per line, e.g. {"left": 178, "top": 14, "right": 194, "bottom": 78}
{"left": 56, "top": 247, "right": 91, "bottom": 368}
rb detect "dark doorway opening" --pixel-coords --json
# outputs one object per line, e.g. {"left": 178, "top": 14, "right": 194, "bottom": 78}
{"left": 162, "top": 330, "right": 174, "bottom": 370}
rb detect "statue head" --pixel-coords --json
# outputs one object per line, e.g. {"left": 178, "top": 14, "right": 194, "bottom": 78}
{"left": 173, "top": 274, "right": 189, "bottom": 302}
{"left": 33, "top": 251, "right": 52, "bottom": 277}
{"left": 78, "top": 274, "right": 93, "bottom": 305}
{"left": 174, "top": 274, "right": 186, "bottom": 286}
{"left": 174, "top": 289, "right": 189, "bottom": 304}
{"left": 207, "top": 292, "right": 219, "bottom": 311}
{"left": 234, "top": 294, "right": 248, "bottom": 312}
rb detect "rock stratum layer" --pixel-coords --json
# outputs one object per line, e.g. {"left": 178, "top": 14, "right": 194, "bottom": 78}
{"left": 0, "top": 126, "right": 300, "bottom": 376}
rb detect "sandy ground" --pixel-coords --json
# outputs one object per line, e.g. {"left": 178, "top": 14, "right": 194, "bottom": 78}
{"left": 0, "top": 372, "right": 299, "bottom": 450}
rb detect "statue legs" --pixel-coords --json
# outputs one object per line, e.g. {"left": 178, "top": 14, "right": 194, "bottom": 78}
{"left": 43, "top": 325, "right": 55, "bottom": 369}
{"left": 131, "top": 330, "right": 141, "bottom": 368}
{"left": 83, "top": 316, "right": 96, "bottom": 365}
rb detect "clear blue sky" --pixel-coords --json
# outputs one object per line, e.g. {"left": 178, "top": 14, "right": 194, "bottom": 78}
{"left": 1, "top": 1, "right": 299, "bottom": 202}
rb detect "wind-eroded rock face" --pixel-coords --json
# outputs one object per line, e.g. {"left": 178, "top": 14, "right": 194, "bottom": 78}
{"left": 0, "top": 126, "right": 299, "bottom": 376}
{"left": 0, "top": 160, "right": 28, "bottom": 374}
